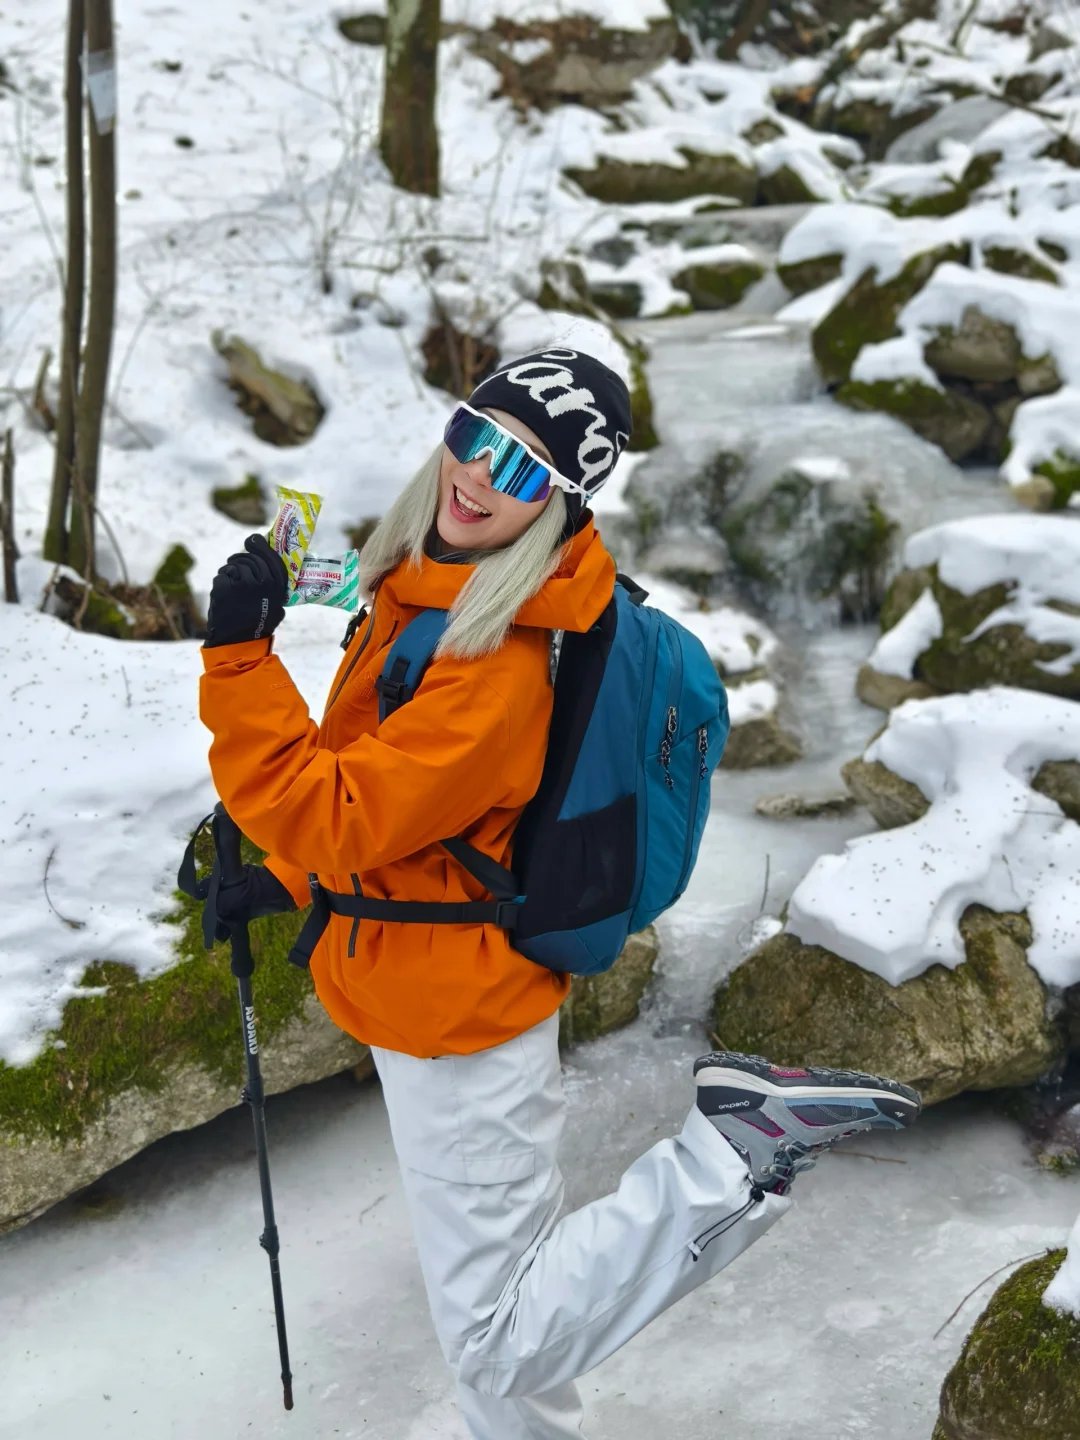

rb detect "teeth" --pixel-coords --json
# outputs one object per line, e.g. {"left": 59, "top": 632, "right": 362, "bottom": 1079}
{"left": 455, "top": 486, "right": 491, "bottom": 517}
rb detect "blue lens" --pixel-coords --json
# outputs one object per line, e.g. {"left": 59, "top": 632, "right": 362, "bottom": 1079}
{"left": 444, "top": 408, "right": 555, "bottom": 502}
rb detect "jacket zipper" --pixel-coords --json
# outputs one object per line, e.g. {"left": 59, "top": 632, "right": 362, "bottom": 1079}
{"left": 325, "top": 595, "right": 380, "bottom": 715}
{"left": 676, "top": 724, "right": 709, "bottom": 895}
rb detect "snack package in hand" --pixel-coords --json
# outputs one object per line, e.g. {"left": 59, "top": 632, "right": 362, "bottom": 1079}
{"left": 267, "top": 486, "right": 323, "bottom": 589}
{"left": 287, "top": 551, "right": 361, "bottom": 611}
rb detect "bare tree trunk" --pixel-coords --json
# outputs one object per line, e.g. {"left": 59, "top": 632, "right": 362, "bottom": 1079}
{"left": 69, "top": 0, "right": 117, "bottom": 581}
{"left": 720, "top": 0, "right": 770, "bottom": 60}
{"left": 380, "top": 0, "right": 441, "bottom": 197}
{"left": 44, "top": 0, "right": 86, "bottom": 565}
{"left": 1, "top": 430, "right": 18, "bottom": 603}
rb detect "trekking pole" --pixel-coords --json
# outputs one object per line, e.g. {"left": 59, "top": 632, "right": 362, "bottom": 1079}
{"left": 210, "top": 802, "right": 295, "bottom": 1412}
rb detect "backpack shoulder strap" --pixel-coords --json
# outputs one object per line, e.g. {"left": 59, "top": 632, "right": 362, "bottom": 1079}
{"left": 375, "top": 607, "right": 521, "bottom": 900}
{"left": 376, "top": 608, "right": 450, "bottom": 723}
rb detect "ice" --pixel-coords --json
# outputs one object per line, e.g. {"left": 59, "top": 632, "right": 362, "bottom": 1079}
{"left": 0, "top": 1041, "right": 1075, "bottom": 1440}
{"left": 788, "top": 688, "right": 1080, "bottom": 987}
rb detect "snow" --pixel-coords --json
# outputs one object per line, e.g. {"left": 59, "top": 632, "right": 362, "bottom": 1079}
{"left": 788, "top": 687, "right": 1080, "bottom": 988}
{"left": 1044, "top": 1212, "right": 1080, "bottom": 1319}
{"left": 866, "top": 586, "right": 943, "bottom": 679}
{"left": 639, "top": 574, "right": 779, "bottom": 676}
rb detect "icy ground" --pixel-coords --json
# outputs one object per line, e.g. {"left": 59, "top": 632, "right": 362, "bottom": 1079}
{"left": 2, "top": 1035, "right": 1078, "bottom": 1440}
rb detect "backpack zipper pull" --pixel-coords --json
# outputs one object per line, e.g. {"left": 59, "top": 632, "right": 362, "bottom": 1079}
{"left": 660, "top": 706, "right": 677, "bottom": 789}
{"left": 698, "top": 723, "right": 709, "bottom": 779}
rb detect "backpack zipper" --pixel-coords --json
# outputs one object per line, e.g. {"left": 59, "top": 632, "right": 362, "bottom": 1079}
{"left": 676, "top": 723, "right": 709, "bottom": 896}
{"left": 657, "top": 618, "right": 683, "bottom": 790}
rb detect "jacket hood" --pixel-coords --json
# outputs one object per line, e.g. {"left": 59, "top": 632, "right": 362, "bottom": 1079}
{"left": 379, "top": 518, "right": 615, "bottom": 634}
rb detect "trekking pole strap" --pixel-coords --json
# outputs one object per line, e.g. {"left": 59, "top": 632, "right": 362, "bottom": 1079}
{"left": 286, "top": 873, "right": 522, "bottom": 969}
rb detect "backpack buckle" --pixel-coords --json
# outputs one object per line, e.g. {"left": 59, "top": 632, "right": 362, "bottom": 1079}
{"left": 374, "top": 673, "right": 409, "bottom": 707}
{"left": 494, "top": 898, "right": 524, "bottom": 930}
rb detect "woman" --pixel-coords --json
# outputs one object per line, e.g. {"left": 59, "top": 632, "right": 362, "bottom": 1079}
{"left": 200, "top": 348, "right": 919, "bottom": 1439}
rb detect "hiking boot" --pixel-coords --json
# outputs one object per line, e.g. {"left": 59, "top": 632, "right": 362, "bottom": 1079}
{"left": 695, "top": 1051, "right": 921, "bottom": 1196}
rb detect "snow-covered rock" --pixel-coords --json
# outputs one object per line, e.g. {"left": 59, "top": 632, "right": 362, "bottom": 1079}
{"left": 714, "top": 904, "right": 1064, "bottom": 1108}
{"left": 860, "top": 514, "right": 1080, "bottom": 704}
{"left": 788, "top": 687, "right": 1080, "bottom": 989}
{"left": 935, "top": 1249, "right": 1080, "bottom": 1440}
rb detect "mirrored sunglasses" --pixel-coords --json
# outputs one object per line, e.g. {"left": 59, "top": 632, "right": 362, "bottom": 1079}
{"left": 443, "top": 402, "right": 586, "bottom": 504}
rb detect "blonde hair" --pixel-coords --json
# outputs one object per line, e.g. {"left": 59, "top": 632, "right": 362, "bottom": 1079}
{"left": 357, "top": 445, "right": 569, "bottom": 660}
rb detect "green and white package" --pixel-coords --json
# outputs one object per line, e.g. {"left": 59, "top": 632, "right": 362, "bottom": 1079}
{"left": 286, "top": 550, "right": 361, "bottom": 611}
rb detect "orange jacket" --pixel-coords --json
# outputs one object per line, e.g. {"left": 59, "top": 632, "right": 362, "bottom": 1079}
{"left": 199, "top": 521, "right": 616, "bottom": 1057}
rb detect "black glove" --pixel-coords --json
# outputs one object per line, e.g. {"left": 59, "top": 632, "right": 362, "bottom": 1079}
{"left": 204, "top": 534, "right": 289, "bottom": 648}
{"left": 215, "top": 863, "right": 298, "bottom": 925}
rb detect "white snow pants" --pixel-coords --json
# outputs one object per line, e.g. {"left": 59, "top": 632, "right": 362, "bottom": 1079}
{"left": 371, "top": 1013, "right": 789, "bottom": 1440}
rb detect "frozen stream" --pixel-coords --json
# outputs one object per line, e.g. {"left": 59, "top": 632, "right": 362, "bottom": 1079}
{"left": 1, "top": 304, "right": 1068, "bottom": 1439}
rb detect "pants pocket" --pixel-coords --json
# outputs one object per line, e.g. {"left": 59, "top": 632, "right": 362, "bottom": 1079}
{"left": 374, "top": 1015, "right": 562, "bottom": 1186}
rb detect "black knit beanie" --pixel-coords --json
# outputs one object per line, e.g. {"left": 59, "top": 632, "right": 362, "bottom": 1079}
{"left": 467, "top": 348, "right": 633, "bottom": 531}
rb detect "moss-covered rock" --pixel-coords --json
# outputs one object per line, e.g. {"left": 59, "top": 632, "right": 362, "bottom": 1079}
{"left": 720, "top": 712, "right": 802, "bottom": 769}
{"left": 720, "top": 465, "right": 898, "bottom": 616}
{"left": 924, "top": 307, "right": 1024, "bottom": 384}
{"left": 868, "top": 561, "right": 1080, "bottom": 698}
{"left": 586, "top": 280, "right": 644, "bottom": 319}
{"left": 559, "top": 926, "right": 659, "bottom": 1047}
{"left": 855, "top": 664, "right": 937, "bottom": 710}
{"left": 935, "top": 1250, "right": 1080, "bottom": 1440}
{"left": 777, "top": 252, "right": 844, "bottom": 296}
{"left": 671, "top": 258, "right": 765, "bottom": 310}
{"left": 714, "top": 907, "right": 1065, "bottom": 1107}
{"left": 841, "top": 757, "right": 930, "bottom": 828}
{"left": 836, "top": 377, "right": 991, "bottom": 463}
{"left": 212, "top": 332, "right": 325, "bottom": 447}
{"left": 1032, "top": 761, "right": 1080, "bottom": 823}
{"left": 1033, "top": 450, "right": 1080, "bottom": 510}
{"left": 565, "top": 148, "right": 757, "bottom": 207}
{"left": 212, "top": 473, "right": 268, "bottom": 527}
{"left": 983, "top": 244, "right": 1061, "bottom": 286}
{"left": 887, "top": 180, "right": 969, "bottom": 219}
{"left": 1018, "top": 353, "right": 1063, "bottom": 398}
{"left": 757, "top": 164, "right": 822, "bottom": 206}
{"left": 812, "top": 245, "right": 969, "bottom": 385}
{"left": 0, "top": 866, "right": 367, "bottom": 1232}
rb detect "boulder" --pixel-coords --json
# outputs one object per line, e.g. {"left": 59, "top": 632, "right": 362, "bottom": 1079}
{"left": 721, "top": 709, "right": 803, "bottom": 769}
{"left": 671, "top": 257, "right": 765, "bottom": 310}
{"left": 865, "top": 562, "right": 1080, "bottom": 699}
{"left": 841, "top": 757, "right": 929, "bottom": 828}
{"left": 559, "top": 926, "right": 659, "bottom": 1047}
{"left": 0, "top": 900, "right": 368, "bottom": 1234}
{"left": 754, "top": 791, "right": 856, "bottom": 819}
{"left": 843, "top": 747, "right": 1080, "bottom": 831}
{"left": 212, "top": 472, "right": 268, "bottom": 527}
{"left": 924, "top": 307, "right": 1024, "bottom": 384}
{"left": 1033, "top": 450, "right": 1080, "bottom": 510}
{"left": 836, "top": 378, "right": 991, "bottom": 463}
{"left": 212, "top": 332, "right": 324, "bottom": 447}
{"left": 855, "top": 664, "right": 937, "bottom": 710}
{"left": 777, "top": 251, "right": 843, "bottom": 296}
{"left": 565, "top": 148, "right": 757, "bottom": 207}
{"left": 933, "top": 1251, "right": 1080, "bottom": 1440}
{"left": 713, "top": 907, "right": 1065, "bottom": 1107}
{"left": 812, "top": 245, "right": 969, "bottom": 384}
{"left": 982, "top": 245, "right": 1061, "bottom": 286}
{"left": 720, "top": 462, "right": 898, "bottom": 620}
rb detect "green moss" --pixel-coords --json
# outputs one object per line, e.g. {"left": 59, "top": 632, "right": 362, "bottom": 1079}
{"left": 0, "top": 835, "right": 314, "bottom": 1145}
{"left": 837, "top": 377, "right": 990, "bottom": 463}
{"left": 212, "top": 474, "right": 268, "bottom": 527}
{"left": 960, "top": 150, "right": 1001, "bottom": 192}
{"left": 77, "top": 588, "right": 135, "bottom": 640}
{"left": 880, "top": 564, "right": 935, "bottom": 632}
{"left": 1034, "top": 449, "right": 1080, "bottom": 509}
{"left": 812, "top": 244, "right": 970, "bottom": 384}
{"left": 936, "top": 1251, "right": 1080, "bottom": 1439}
{"left": 1038, "top": 238, "right": 1069, "bottom": 264}
{"left": 887, "top": 182, "right": 969, "bottom": 218}
{"left": 152, "top": 543, "right": 196, "bottom": 600}
{"left": 777, "top": 252, "right": 843, "bottom": 297}
{"left": 671, "top": 259, "right": 764, "bottom": 310}
{"left": 564, "top": 148, "right": 757, "bottom": 206}
{"left": 983, "top": 245, "right": 1060, "bottom": 285}
{"left": 624, "top": 339, "right": 659, "bottom": 453}
{"left": 757, "top": 165, "right": 821, "bottom": 206}
{"left": 586, "top": 280, "right": 643, "bottom": 320}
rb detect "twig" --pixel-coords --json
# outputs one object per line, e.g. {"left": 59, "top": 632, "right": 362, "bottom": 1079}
{"left": 32, "top": 348, "right": 55, "bottom": 431}
{"left": 759, "top": 854, "right": 771, "bottom": 917}
{"left": 709, "top": 1030, "right": 727, "bottom": 1050}
{"left": 831, "top": 1150, "right": 907, "bottom": 1164}
{"left": 933, "top": 1251, "right": 1047, "bottom": 1341}
{"left": 43, "top": 846, "right": 87, "bottom": 930}
{"left": 1, "top": 428, "right": 18, "bottom": 603}
{"left": 152, "top": 583, "right": 183, "bottom": 640}
{"left": 119, "top": 663, "right": 131, "bottom": 707}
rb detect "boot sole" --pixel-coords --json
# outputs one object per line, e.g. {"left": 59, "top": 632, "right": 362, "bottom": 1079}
{"left": 695, "top": 1052, "right": 921, "bottom": 1123}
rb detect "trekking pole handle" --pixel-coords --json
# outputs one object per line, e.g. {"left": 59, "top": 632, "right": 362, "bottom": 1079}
{"left": 212, "top": 803, "right": 255, "bottom": 979}
{"left": 213, "top": 802, "right": 246, "bottom": 886}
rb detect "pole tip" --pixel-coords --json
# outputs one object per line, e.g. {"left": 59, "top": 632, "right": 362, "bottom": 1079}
{"left": 283, "top": 1381, "right": 294, "bottom": 1411}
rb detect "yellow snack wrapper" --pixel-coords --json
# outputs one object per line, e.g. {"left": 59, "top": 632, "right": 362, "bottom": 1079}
{"left": 267, "top": 486, "right": 323, "bottom": 589}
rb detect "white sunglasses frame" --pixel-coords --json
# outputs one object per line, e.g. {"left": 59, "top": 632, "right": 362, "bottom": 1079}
{"left": 449, "top": 401, "right": 591, "bottom": 500}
